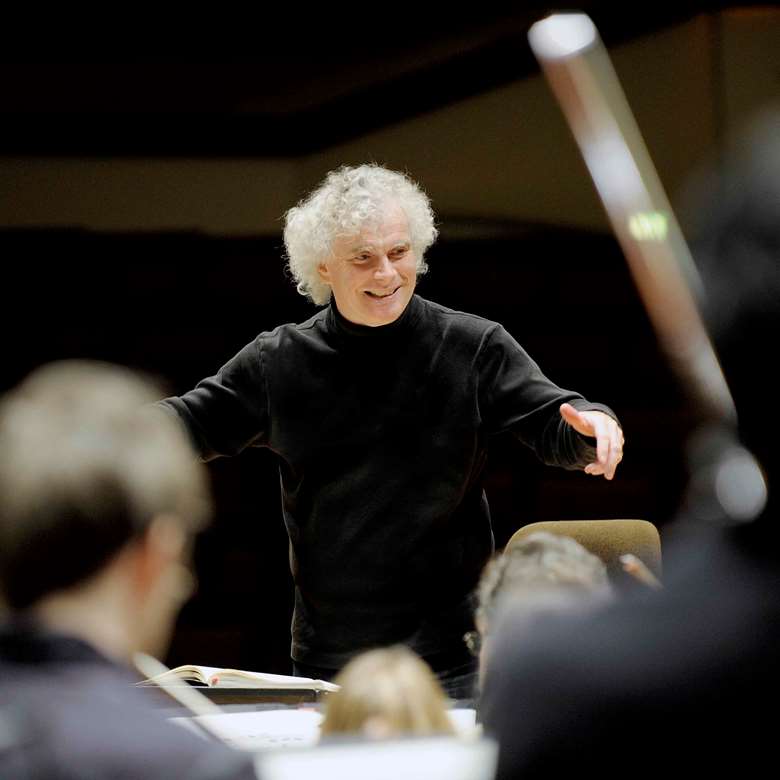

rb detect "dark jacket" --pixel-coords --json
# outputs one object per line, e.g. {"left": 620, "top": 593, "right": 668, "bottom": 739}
{"left": 0, "top": 621, "right": 258, "bottom": 780}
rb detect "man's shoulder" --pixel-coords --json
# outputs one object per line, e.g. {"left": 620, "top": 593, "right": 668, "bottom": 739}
{"left": 252, "top": 308, "right": 329, "bottom": 348}
{"left": 263, "top": 307, "right": 327, "bottom": 336}
{"left": 417, "top": 296, "right": 502, "bottom": 337}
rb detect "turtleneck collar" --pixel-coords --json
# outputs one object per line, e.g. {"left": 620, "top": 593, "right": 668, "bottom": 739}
{"left": 326, "top": 293, "right": 423, "bottom": 344}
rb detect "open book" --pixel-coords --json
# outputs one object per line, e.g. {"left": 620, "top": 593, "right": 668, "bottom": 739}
{"left": 137, "top": 664, "right": 340, "bottom": 692}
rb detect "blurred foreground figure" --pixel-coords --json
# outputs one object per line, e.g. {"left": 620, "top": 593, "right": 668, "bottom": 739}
{"left": 470, "top": 531, "right": 610, "bottom": 684}
{"left": 481, "top": 110, "right": 780, "bottom": 777}
{"left": 0, "top": 362, "right": 257, "bottom": 779}
{"left": 320, "top": 645, "right": 455, "bottom": 740}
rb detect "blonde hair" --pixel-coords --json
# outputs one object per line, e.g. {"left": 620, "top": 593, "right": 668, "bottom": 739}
{"left": 320, "top": 646, "right": 455, "bottom": 739}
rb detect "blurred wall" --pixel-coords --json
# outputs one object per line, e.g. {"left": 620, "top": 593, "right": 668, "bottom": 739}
{"left": 1, "top": 11, "right": 777, "bottom": 235}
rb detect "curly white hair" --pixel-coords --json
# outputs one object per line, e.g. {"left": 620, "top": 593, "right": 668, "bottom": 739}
{"left": 283, "top": 164, "right": 439, "bottom": 305}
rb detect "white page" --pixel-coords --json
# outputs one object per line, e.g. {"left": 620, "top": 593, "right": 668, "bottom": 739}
{"left": 170, "top": 709, "right": 323, "bottom": 751}
{"left": 257, "top": 735, "right": 498, "bottom": 780}
{"left": 169, "top": 706, "right": 480, "bottom": 752}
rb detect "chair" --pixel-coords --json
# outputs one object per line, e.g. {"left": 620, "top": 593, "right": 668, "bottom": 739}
{"left": 505, "top": 519, "right": 662, "bottom": 588}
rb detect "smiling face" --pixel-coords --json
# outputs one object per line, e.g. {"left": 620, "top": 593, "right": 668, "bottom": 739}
{"left": 317, "top": 202, "right": 417, "bottom": 327}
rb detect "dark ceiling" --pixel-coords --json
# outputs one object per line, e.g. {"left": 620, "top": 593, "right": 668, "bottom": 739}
{"left": 0, "top": 3, "right": 731, "bottom": 156}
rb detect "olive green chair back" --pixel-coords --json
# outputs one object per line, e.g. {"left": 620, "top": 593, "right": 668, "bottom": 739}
{"left": 505, "top": 519, "right": 662, "bottom": 587}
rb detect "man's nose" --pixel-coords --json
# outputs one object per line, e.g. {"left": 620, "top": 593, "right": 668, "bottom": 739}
{"left": 374, "top": 255, "right": 394, "bottom": 280}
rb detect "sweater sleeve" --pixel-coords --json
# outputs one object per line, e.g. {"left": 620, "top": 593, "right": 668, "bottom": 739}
{"left": 476, "top": 324, "right": 619, "bottom": 470}
{"left": 155, "top": 337, "right": 269, "bottom": 461}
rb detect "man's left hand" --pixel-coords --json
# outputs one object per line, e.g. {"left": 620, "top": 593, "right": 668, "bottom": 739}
{"left": 559, "top": 403, "right": 624, "bottom": 480}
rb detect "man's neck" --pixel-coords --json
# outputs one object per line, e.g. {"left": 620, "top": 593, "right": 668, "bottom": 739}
{"left": 330, "top": 294, "right": 421, "bottom": 339}
{"left": 32, "top": 571, "right": 135, "bottom": 665}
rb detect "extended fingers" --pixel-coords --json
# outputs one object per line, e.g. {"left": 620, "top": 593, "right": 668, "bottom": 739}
{"left": 602, "top": 421, "right": 624, "bottom": 479}
{"left": 588, "top": 420, "right": 624, "bottom": 480}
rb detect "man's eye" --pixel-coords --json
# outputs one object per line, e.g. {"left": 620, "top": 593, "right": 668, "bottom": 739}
{"left": 353, "top": 254, "right": 371, "bottom": 263}
{"left": 390, "top": 246, "right": 409, "bottom": 259}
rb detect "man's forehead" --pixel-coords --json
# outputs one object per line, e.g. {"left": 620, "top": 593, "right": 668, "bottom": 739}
{"left": 334, "top": 210, "right": 411, "bottom": 252}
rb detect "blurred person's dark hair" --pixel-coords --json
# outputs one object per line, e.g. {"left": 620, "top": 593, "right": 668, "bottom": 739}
{"left": 681, "top": 108, "right": 780, "bottom": 539}
{"left": 0, "top": 360, "right": 211, "bottom": 610}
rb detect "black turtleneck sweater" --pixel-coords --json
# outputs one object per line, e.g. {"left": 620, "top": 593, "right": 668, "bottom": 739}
{"left": 159, "top": 295, "right": 617, "bottom": 669}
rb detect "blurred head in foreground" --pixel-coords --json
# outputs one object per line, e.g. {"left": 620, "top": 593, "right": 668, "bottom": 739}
{"left": 320, "top": 645, "right": 455, "bottom": 739}
{"left": 0, "top": 360, "right": 211, "bottom": 660}
{"left": 473, "top": 532, "right": 611, "bottom": 676}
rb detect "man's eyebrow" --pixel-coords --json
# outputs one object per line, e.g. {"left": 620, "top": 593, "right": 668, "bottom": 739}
{"left": 346, "top": 239, "right": 410, "bottom": 253}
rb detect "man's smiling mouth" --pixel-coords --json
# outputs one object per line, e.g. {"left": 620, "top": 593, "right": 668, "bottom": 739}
{"left": 365, "top": 286, "right": 401, "bottom": 299}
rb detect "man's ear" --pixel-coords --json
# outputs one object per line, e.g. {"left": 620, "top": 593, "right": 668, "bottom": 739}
{"left": 317, "top": 261, "right": 332, "bottom": 283}
{"left": 131, "top": 516, "right": 187, "bottom": 597}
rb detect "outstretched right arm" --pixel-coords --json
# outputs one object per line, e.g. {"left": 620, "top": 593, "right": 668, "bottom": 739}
{"left": 156, "top": 338, "right": 268, "bottom": 461}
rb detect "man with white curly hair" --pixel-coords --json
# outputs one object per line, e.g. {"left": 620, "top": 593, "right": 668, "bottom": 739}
{"left": 157, "top": 163, "right": 624, "bottom": 698}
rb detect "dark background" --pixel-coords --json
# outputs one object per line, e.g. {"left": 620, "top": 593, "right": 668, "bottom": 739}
{"left": 1, "top": 2, "right": 771, "bottom": 673}
{"left": 0, "top": 4, "right": 728, "bottom": 159}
